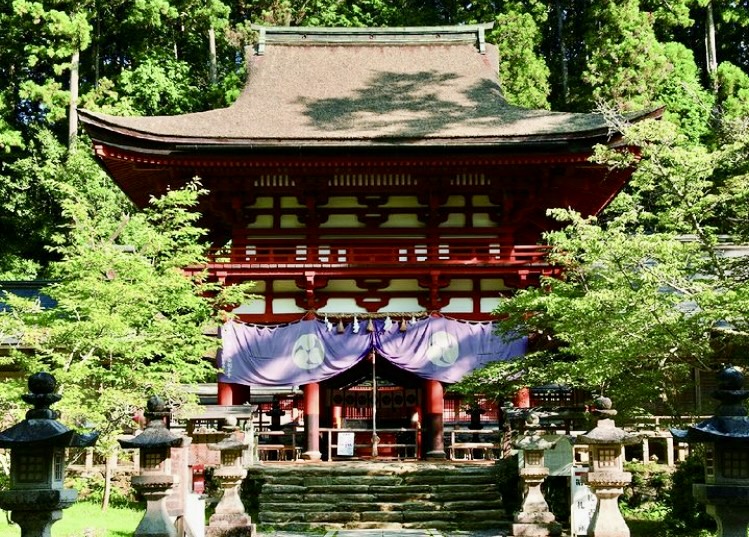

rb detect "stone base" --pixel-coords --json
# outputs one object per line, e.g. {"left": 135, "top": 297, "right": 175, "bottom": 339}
{"left": 512, "top": 521, "right": 562, "bottom": 536}
{"left": 206, "top": 513, "right": 254, "bottom": 537}
{"left": 515, "top": 511, "right": 558, "bottom": 524}
{"left": 302, "top": 450, "right": 322, "bottom": 461}
{"left": 425, "top": 450, "right": 447, "bottom": 460}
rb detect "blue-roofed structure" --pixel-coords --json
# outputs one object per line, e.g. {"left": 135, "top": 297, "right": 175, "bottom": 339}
{"left": 0, "top": 280, "right": 57, "bottom": 312}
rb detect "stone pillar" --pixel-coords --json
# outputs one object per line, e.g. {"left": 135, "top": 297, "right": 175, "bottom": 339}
{"left": 641, "top": 437, "right": 650, "bottom": 463}
{"left": 577, "top": 397, "right": 638, "bottom": 537}
{"left": 424, "top": 379, "right": 446, "bottom": 459}
{"left": 672, "top": 366, "right": 749, "bottom": 537}
{"left": 3, "top": 489, "right": 77, "bottom": 537}
{"left": 665, "top": 435, "right": 674, "bottom": 466}
{"left": 133, "top": 475, "right": 177, "bottom": 537}
{"left": 0, "top": 372, "right": 98, "bottom": 537}
{"left": 303, "top": 382, "right": 321, "bottom": 461}
{"left": 119, "top": 396, "right": 185, "bottom": 537}
{"left": 512, "top": 415, "right": 561, "bottom": 537}
{"left": 207, "top": 422, "right": 253, "bottom": 537}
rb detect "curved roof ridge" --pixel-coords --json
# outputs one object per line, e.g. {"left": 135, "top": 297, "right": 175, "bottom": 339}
{"left": 253, "top": 23, "right": 494, "bottom": 54}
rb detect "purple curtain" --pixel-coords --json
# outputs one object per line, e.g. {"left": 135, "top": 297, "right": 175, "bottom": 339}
{"left": 218, "top": 317, "right": 526, "bottom": 386}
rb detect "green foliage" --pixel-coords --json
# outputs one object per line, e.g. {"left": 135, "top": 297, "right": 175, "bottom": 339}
{"left": 487, "top": 218, "right": 707, "bottom": 412}
{"left": 0, "top": 175, "right": 255, "bottom": 458}
{"left": 489, "top": 0, "right": 550, "bottom": 109}
{"left": 714, "top": 61, "right": 749, "bottom": 133}
{"left": 583, "top": 0, "right": 669, "bottom": 111}
{"left": 0, "top": 0, "right": 745, "bottom": 475}
{"left": 663, "top": 453, "right": 715, "bottom": 534}
{"left": 69, "top": 474, "right": 135, "bottom": 508}
{"left": 458, "top": 118, "right": 749, "bottom": 414}
{"left": 299, "top": 0, "right": 401, "bottom": 26}
{"left": 116, "top": 57, "right": 201, "bottom": 115}
{"left": 494, "top": 455, "right": 522, "bottom": 514}
{"left": 0, "top": 499, "right": 141, "bottom": 536}
{"left": 623, "top": 461, "right": 671, "bottom": 510}
{"left": 657, "top": 42, "right": 715, "bottom": 142}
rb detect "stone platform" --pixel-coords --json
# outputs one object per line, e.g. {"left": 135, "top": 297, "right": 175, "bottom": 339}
{"left": 259, "top": 529, "right": 510, "bottom": 536}
{"left": 246, "top": 460, "right": 510, "bottom": 534}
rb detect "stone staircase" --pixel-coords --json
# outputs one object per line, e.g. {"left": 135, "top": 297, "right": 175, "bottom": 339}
{"left": 243, "top": 461, "right": 510, "bottom": 533}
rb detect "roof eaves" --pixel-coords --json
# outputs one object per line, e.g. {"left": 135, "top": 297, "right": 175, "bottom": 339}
{"left": 91, "top": 133, "right": 617, "bottom": 155}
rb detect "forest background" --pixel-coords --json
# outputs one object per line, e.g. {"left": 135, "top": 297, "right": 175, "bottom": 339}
{"left": 0, "top": 0, "right": 748, "bottom": 457}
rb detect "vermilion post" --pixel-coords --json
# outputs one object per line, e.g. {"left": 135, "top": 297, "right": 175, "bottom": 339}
{"left": 303, "top": 382, "right": 321, "bottom": 461}
{"left": 424, "top": 379, "right": 446, "bottom": 459}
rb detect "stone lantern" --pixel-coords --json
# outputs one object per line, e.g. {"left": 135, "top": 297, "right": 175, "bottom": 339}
{"left": 671, "top": 366, "right": 749, "bottom": 537}
{"left": 0, "top": 372, "right": 98, "bottom": 537}
{"left": 206, "top": 417, "right": 254, "bottom": 537}
{"left": 119, "top": 395, "right": 184, "bottom": 537}
{"left": 576, "top": 396, "right": 639, "bottom": 537}
{"left": 512, "top": 413, "right": 562, "bottom": 537}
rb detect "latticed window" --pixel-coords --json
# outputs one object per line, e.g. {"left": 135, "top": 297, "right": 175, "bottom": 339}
{"left": 598, "top": 448, "right": 618, "bottom": 467}
{"left": 16, "top": 452, "right": 46, "bottom": 484}
{"left": 144, "top": 451, "right": 164, "bottom": 470}
{"left": 722, "top": 449, "right": 749, "bottom": 479}
{"left": 222, "top": 452, "right": 239, "bottom": 466}
{"left": 526, "top": 451, "right": 543, "bottom": 466}
{"left": 705, "top": 446, "right": 715, "bottom": 479}
{"left": 53, "top": 450, "right": 65, "bottom": 482}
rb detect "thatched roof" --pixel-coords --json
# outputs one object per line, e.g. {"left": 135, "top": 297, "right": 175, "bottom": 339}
{"left": 79, "top": 25, "right": 656, "bottom": 152}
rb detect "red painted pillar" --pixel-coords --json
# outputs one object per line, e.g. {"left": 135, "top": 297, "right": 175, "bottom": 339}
{"left": 218, "top": 381, "right": 233, "bottom": 405}
{"left": 424, "top": 379, "right": 446, "bottom": 459}
{"left": 514, "top": 387, "right": 531, "bottom": 408}
{"left": 303, "top": 382, "right": 322, "bottom": 461}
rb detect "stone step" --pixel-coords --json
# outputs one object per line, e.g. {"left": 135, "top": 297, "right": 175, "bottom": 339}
{"left": 262, "top": 483, "right": 500, "bottom": 498}
{"left": 259, "top": 499, "right": 504, "bottom": 513}
{"left": 249, "top": 462, "right": 508, "bottom": 533}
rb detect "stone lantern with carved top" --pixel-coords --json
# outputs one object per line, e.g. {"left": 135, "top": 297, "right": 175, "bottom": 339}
{"left": 671, "top": 366, "right": 749, "bottom": 537}
{"left": 119, "top": 395, "right": 184, "bottom": 537}
{"left": 206, "top": 416, "right": 253, "bottom": 536}
{"left": 576, "top": 396, "right": 639, "bottom": 537}
{"left": 512, "top": 413, "right": 562, "bottom": 537}
{"left": 0, "top": 372, "right": 98, "bottom": 537}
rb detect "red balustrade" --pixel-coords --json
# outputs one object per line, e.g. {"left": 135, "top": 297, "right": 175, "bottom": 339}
{"left": 205, "top": 241, "right": 552, "bottom": 267}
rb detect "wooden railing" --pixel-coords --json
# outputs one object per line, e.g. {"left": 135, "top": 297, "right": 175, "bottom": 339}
{"left": 203, "top": 240, "right": 553, "bottom": 269}
{"left": 448, "top": 428, "right": 501, "bottom": 460}
{"left": 321, "top": 427, "right": 419, "bottom": 460}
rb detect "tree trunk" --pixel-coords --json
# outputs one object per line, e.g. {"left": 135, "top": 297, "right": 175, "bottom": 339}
{"left": 705, "top": 0, "right": 718, "bottom": 87}
{"left": 101, "top": 451, "right": 114, "bottom": 511}
{"left": 95, "top": 3, "right": 100, "bottom": 87}
{"left": 555, "top": 0, "right": 568, "bottom": 105}
{"left": 209, "top": 26, "right": 217, "bottom": 84}
{"left": 68, "top": 48, "right": 79, "bottom": 151}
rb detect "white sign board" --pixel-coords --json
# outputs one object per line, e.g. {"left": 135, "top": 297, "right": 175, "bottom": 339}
{"left": 571, "top": 466, "right": 597, "bottom": 536}
{"left": 337, "top": 432, "right": 355, "bottom": 456}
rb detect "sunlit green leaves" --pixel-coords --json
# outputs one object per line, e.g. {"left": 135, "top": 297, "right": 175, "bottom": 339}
{"left": 2, "top": 174, "right": 255, "bottom": 449}
{"left": 489, "top": 0, "right": 550, "bottom": 109}
{"left": 583, "top": 0, "right": 669, "bottom": 111}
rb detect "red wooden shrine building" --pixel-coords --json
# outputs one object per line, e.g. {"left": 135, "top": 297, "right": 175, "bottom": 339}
{"left": 80, "top": 24, "right": 656, "bottom": 460}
